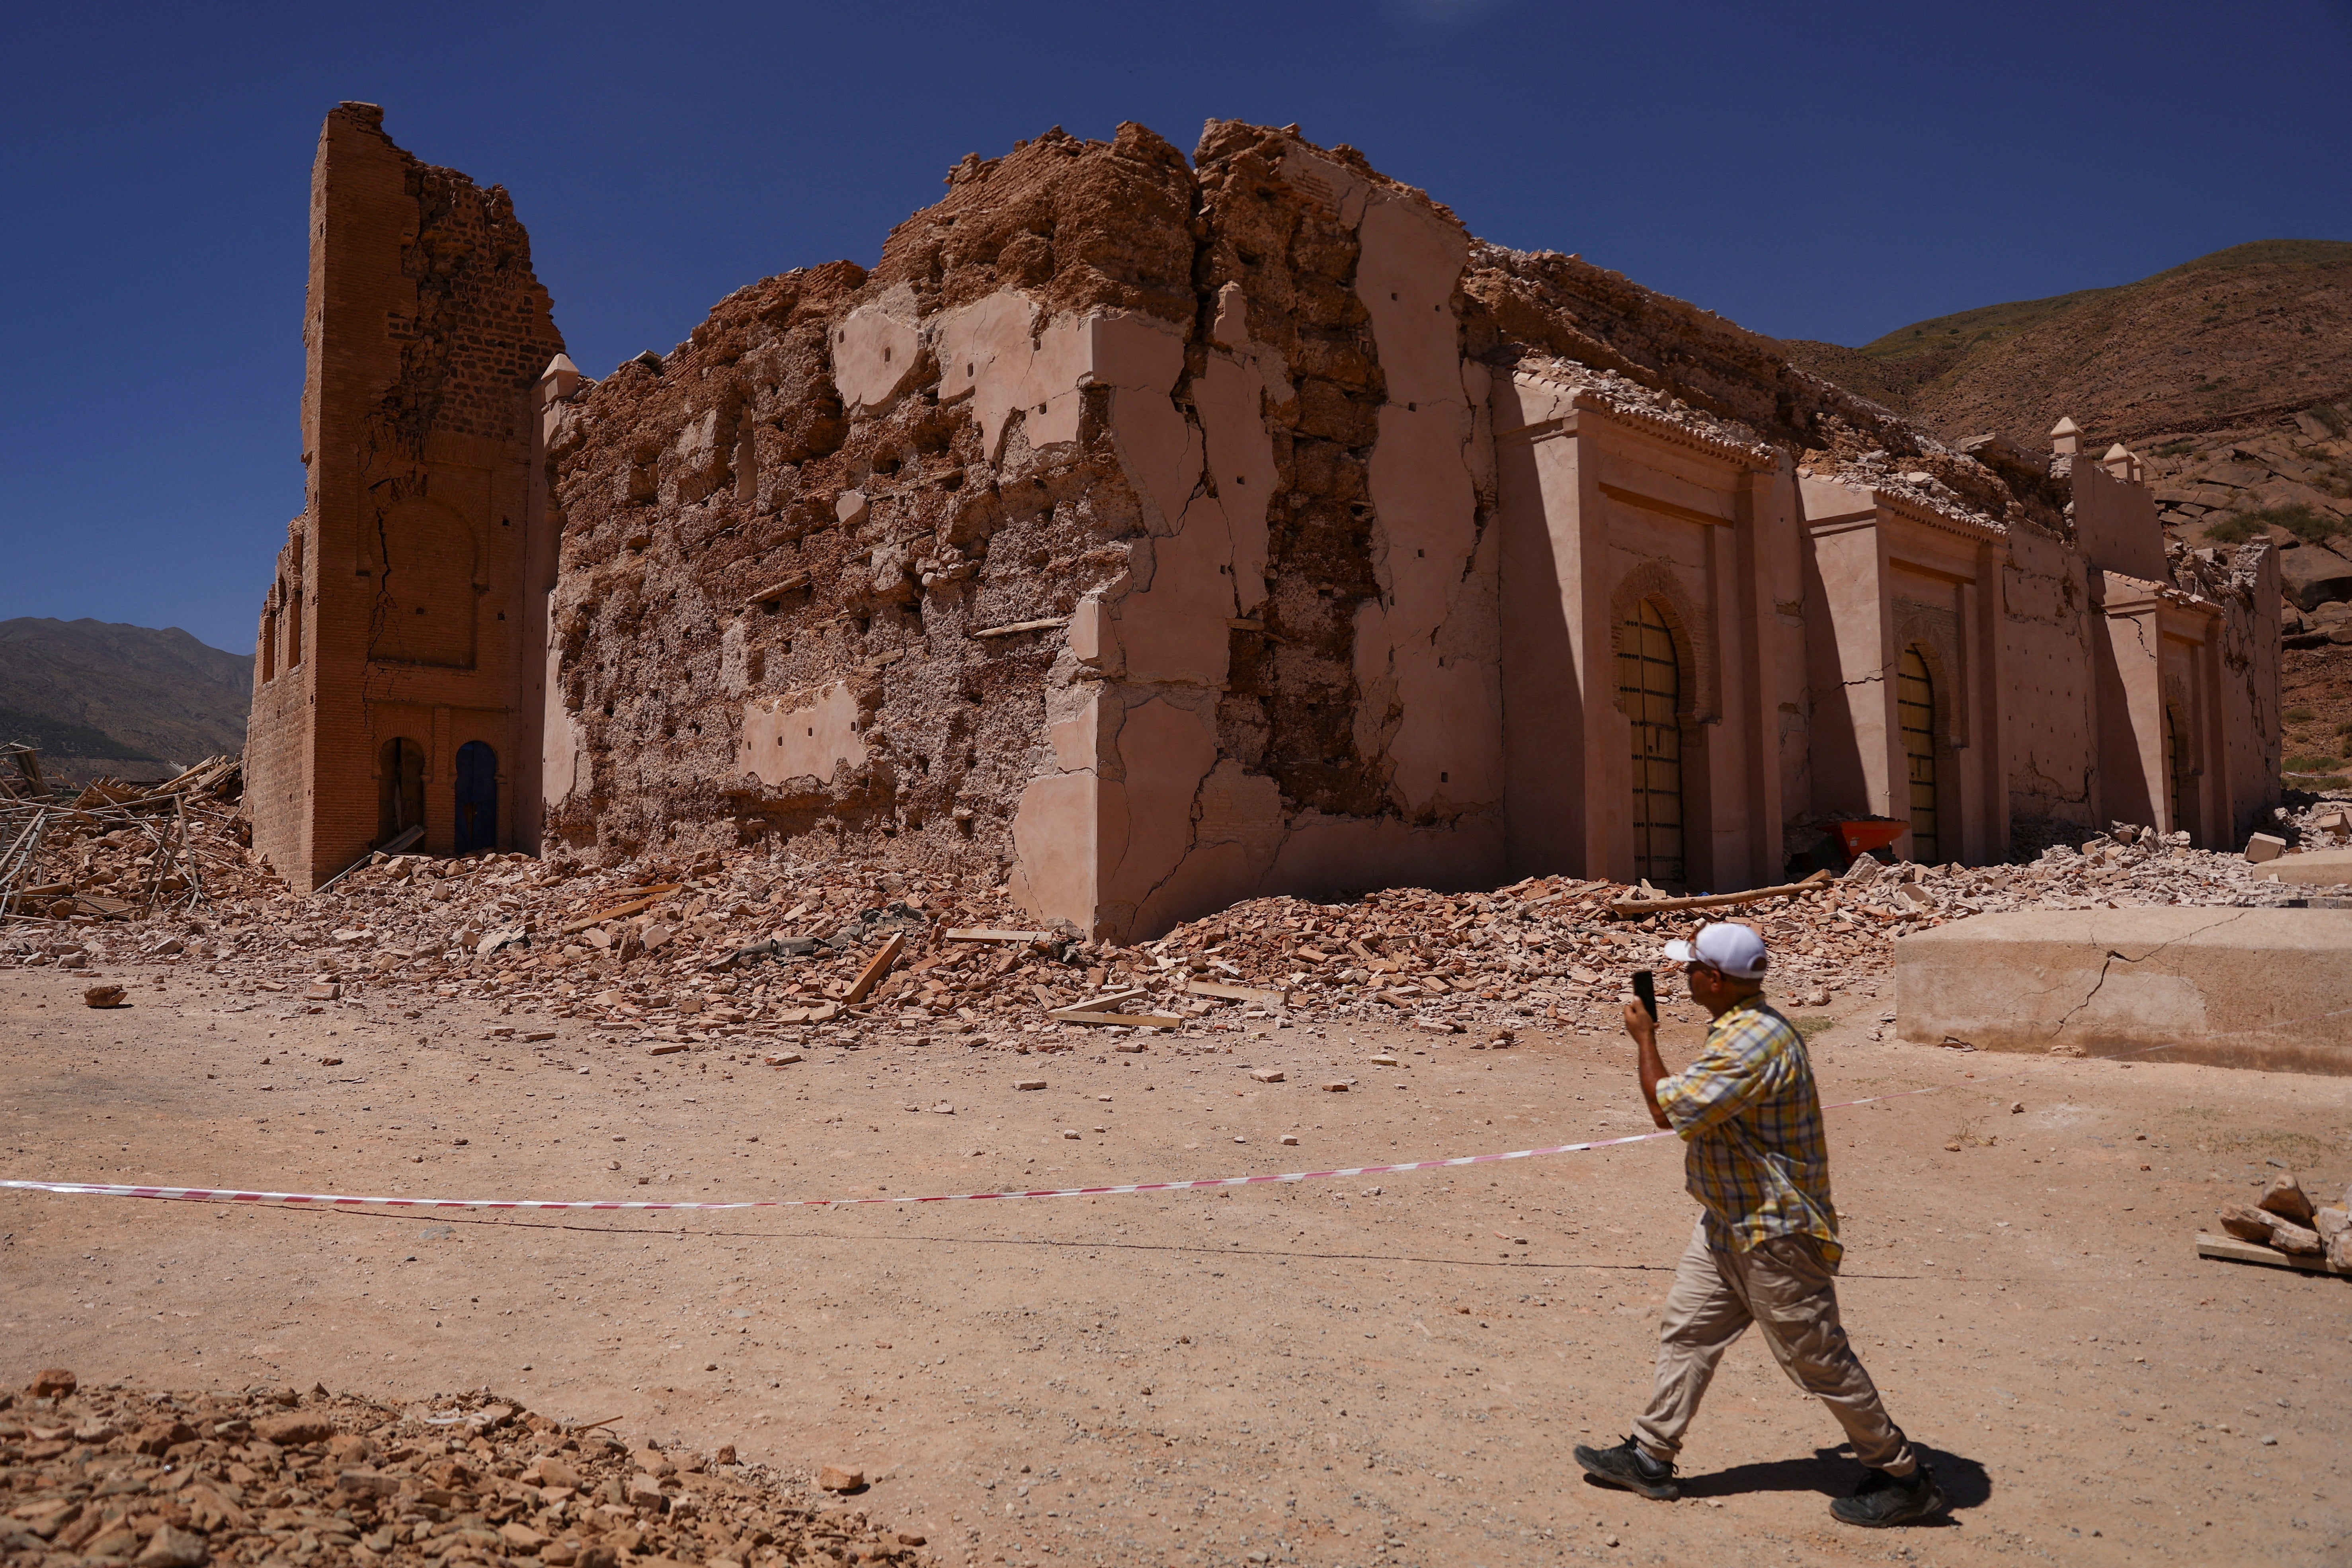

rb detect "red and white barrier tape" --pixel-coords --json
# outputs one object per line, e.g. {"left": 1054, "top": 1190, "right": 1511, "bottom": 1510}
{"left": 0, "top": 1089, "right": 1936, "bottom": 1214}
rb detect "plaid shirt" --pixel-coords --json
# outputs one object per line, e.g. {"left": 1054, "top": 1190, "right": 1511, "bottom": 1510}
{"left": 1653, "top": 997, "right": 1842, "bottom": 1265}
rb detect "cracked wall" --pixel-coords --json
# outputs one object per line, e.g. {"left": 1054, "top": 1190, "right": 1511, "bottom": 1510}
{"left": 1899, "top": 909, "right": 2352, "bottom": 1075}
{"left": 246, "top": 103, "right": 564, "bottom": 888}
{"left": 1999, "top": 519, "right": 2101, "bottom": 833}
{"left": 244, "top": 111, "right": 2280, "bottom": 925}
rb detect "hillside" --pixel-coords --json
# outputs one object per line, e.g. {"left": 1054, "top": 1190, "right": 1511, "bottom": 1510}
{"left": 0, "top": 617, "right": 251, "bottom": 777}
{"left": 1783, "top": 239, "right": 2352, "bottom": 446}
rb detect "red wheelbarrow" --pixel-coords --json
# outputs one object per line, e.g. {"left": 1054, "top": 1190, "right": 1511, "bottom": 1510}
{"left": 1789, "top": 817, "right": 1910, "bottom": 877}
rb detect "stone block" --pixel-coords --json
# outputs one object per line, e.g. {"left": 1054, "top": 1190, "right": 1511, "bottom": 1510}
{"left": 1896, "top": 908, "right": 2352, "bottom": 1074}
{"left": 2244, "top": 833, "right": 2286, "bottom": 863}
{"left": 2258, "top": 847, "right": 2352, "bottom": 887}
{"left": 2258, "top": 1172, "right": 2316, "bottom": 1225}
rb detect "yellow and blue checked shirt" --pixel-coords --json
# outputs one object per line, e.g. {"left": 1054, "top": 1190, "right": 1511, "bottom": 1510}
{"left": 1653, "top": 997, "right": 1842, "bottom": 1265}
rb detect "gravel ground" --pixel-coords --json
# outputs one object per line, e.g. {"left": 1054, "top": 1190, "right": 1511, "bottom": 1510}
{"left": 3, "top": 955, "right": 2348, "bottom": 1567}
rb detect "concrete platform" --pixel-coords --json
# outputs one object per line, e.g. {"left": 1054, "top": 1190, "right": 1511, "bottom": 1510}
{"left": 2258, "top": 847, "right": 2352, "bottom": 888}
{"left": 1896, "top": 908, "right": 2352, "bottom": 1075}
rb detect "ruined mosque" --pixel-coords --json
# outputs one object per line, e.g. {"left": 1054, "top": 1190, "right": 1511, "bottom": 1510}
{"left": 244, "top": 104, "right": 2281, "bottom": 941}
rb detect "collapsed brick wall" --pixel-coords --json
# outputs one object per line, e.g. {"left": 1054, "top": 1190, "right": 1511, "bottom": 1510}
{"left": 541, "top": 126, "right": 1198, "bottom": 878}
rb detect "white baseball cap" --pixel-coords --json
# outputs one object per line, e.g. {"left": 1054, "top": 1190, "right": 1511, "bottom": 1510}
{"left": 1662, "top": 921, "right": 1769, "bottom": 979}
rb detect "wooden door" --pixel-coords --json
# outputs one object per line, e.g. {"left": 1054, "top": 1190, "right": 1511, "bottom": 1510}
{"left": 1897, "top": 648, "right": 1938, "bottom": 864}
{"left": 1620, "top": 600, "right": 1685, "bottom": 888}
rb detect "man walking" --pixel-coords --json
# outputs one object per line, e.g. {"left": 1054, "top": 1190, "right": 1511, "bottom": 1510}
{"left": 1572, "top": 921, "right": 1945, "bottom": 1528}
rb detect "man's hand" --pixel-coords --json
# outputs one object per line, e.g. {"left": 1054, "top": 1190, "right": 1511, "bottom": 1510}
{"left": 1626, "top": 999, "right": 1672, "bottom": 1131}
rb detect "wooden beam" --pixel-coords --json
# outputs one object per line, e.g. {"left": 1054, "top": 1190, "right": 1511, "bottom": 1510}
{"left": 558, "top": 884, "right": 683, "bottom": 936}
{"left": 1056, "top": 987, "right": 1149, "bottom": 1015}
{"left": 1608, "top": 870, "right": 1832, "bottom": 920}
{"left": 945, "top": 928, "right": 1054, "bottom": 944}
{"left": 743, "top": 572, "right": 810, "bottom": 605}
{"left": 1049, "top": 1010, "right": 1182, "bottom": 1029}
{"left": 972, "top": 617, "right": 1070, "bottom": 640}
{"left": 2195, "top": 1232, "right": 2348, "bottom": 1275}
{"left": 842, "top": 931, "right": 906, "bottom": 1006}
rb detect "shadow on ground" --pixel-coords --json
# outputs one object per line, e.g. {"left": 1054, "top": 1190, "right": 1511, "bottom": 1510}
{"left": 1599, "top": 1443, "right": 1992, "bottom": 1521}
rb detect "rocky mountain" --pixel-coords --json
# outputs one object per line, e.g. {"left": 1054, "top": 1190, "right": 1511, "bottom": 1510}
{"left": 1786, "top": 241, "right": 2352, "bottom": 653}
{"left": 1782, "top": 240, "right": 2352, "bottom": 447}
{"left": 0, "top": 618, "right": 251, "bottom": 779}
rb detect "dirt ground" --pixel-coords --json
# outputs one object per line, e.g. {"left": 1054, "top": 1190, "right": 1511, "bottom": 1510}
{"left": 3, "top": 959, "right": 2348, "bottom": 1568}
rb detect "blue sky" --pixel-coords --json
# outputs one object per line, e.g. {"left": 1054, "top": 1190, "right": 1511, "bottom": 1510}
{"left": 2, "top": 0, "right": 2346, "bottom": 654}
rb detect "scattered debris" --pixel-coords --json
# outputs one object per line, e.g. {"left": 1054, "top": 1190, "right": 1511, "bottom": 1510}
{"left": 0, "top": 1377, "right": 926, "bottom": 1566}
{"left": 2207, "top": 1172, "right": 2352, "bottom": 1274}
{"left": 3, "top": 789, "right": 2340, "bottom": 1056}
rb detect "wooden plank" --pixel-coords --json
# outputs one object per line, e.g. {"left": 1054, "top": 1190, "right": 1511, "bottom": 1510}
{"left": 743, "top": 572, "right": 811, "bottom": 605}
{"left": 1062, "top": 986, "right": 1149, "bottom": 1014}
{"left": 1049, "top": 1010, "right": 1183, "bottom": 1029}
{"left": 842, "top": 931, "right": 906, "bottom": 1005}
{"left": 1184, "top": 979, "right": 1291, "bottom": 1007}
{"left": 945, "top": 927, "right": 1053, "bottom": 944}
{"left": 2195, "top": 1232, "right": 2349, "bottom": 1275}
{"left": 559, "top": 884, "right": 683, "bottom": 936}
{"left": 972, "top": 617, "right": 1070, "bottom": 640}
{"left": 1608, "top": 870, "right": 1832, "bottom": 920}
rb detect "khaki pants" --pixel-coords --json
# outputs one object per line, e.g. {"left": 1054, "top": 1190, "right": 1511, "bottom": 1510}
{"left": 1632, "top": 1219, "right": 1916, "bottom": 1476}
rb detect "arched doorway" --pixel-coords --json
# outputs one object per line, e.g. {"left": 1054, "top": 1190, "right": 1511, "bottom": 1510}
{"left": 1897, "top": 648, "right": 1939, "bottom": 863}
{"left": 1619, "top": 599, "right": 1684, "bottom": 888}
{"left": 378, "top": 737, "right": 425, "bottom": 846}
{"left": 455, "top": 741, "right": 498, "bottom": 854}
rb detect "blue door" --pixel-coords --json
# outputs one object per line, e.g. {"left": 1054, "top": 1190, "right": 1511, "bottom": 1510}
{"left": 455, "top": 741, "right": 498, "bottom": 853}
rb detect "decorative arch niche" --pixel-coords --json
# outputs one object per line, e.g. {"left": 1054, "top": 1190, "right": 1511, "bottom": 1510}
{"left": 370, "top": 495, "right": 480, "bottom": 668}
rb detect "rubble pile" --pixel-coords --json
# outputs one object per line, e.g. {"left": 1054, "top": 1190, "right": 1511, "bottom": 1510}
{"left": 0, "top": 1372, "right": 927, "bottom": 1567}
{"left": 2217, "top": 1172, "right": 2352, "bottom": 1272}
{"left": 7, "top": 803, "right": 2343, "bottom": 1051}
{"left": 0, "top": 756, "right": 265, "bottom": 925}
{"left": 2136, "top": 405, "right": 2352, "bottom": 649}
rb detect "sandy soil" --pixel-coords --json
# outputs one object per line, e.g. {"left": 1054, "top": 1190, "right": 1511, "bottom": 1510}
{"left": 3, "top": 959, "right": 2348, "bottom": 1568}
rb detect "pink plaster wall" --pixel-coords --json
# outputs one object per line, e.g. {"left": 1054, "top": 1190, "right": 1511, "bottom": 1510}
{"left": 738, "top": 680, "right": 869, "bottom": 788}
{"left": 831, "top": 288, "right": 925, "bottom": 416}
{"left": 2075, "top": 462, "right": 2169, "bottom": 582}
{"left": 1997, "top": 521, "right": 2100, "bottom": 830}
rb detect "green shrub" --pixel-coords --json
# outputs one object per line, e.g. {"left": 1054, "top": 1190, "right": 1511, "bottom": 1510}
{"left": 2204, "top": 514, "right": 2269, "bottom": 543}
{"left": 2284, "top": 754, "right": 2342, "bottom": 773}
{"left": 2211, "top": 502, "right": 2348, "bottom": 546}
{"left": 2285, "top": 707, "right": 2317, "bottom": 723}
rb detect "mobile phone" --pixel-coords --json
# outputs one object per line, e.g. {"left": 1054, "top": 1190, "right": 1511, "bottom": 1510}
{"left": 1633, "top": 969, "right": 1658, "bottom": 1020}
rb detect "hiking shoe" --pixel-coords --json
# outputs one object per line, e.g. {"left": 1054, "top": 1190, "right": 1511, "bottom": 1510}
{"left": 1572, "top": 1437, "right": 1679, "bottom": 1500}
{"left": 1830, "top": 1463, "right": 1946, "bottom": 1527}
